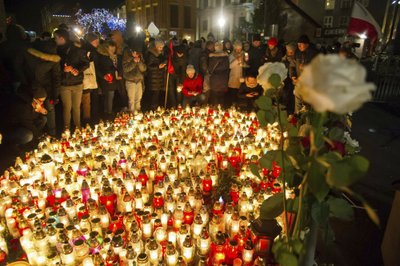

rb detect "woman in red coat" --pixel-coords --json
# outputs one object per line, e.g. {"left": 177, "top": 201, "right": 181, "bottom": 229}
{"left": 182, "top": 65, "right": 205, "bottom": 107}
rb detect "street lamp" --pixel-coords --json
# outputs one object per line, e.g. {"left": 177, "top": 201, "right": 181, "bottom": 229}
{"left": 218, "top": 17, "right": 225, "bottom": 39}
{"left": 135, "top": 25, "right": 142, "bottom": 33}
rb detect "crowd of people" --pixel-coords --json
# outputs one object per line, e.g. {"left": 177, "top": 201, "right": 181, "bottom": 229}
{"left": 0, "top": 23, "right": 357, "bottom": 148}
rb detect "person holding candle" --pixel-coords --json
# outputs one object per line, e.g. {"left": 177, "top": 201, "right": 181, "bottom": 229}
{"left": 181, "top": 65, "right": 205, "bottom": 107}
{"left": 54, "top": 28, "right": 90, "bottom": 130}
{"left": 122, "top": 41, "right": 147, "bottom": 113}
{"left": 145, "top": 39, "right": 166, "bottom": 110}
{"left": 1, "top": 88, "right": 48, "bottom": 147}
{"left": 237, "top": 73, "right": 263, "bottom": 111}
{"left": 97, "top": 40, "right": 122, "bottom": 118}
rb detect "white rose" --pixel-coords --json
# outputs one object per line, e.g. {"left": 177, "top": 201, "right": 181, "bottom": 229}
{"left": 295, "top": 54, "right": 375, "bottom": 114}
{"left": 257, "top": 62, "right": 288, "bottom": 91}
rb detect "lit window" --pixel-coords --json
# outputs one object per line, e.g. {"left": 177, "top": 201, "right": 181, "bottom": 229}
{"left": 323, "top": 16, "right": 334, "bottom": 28}
{"left": 325, "top": 0, "right": 336, "bottom": 10}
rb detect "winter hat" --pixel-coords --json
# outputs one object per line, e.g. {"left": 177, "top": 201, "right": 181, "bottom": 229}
{"left": 298, "top": 35, "right": 310, "bottom": 44}
{"left": 85, "top": 32, "right": 99, "bottom": 43}
{"left": 268, "top": 37, "right": 278, "bottom": 46}
{"left": 214, "top": 41, "right": 223, "bottom": 52}
{"left": 233, "top": 40, "right": 243, "bottom": 49}
{"left": 286, "top": 42, "right": 297, "bottom": 51}
{"left": 33, "top": 88, "right": 47, "bottom": 99}
{"left": 186, "top": 65, "right": 196, "bottom": 75}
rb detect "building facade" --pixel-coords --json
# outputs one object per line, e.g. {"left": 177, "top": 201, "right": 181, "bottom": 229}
{"left": 0, "top": 0, "right": 5, "bottom": 40}
{"left": 196, "top": 0, "right": 261, "bottom": 40}
{"left": 41, "top": 2, "right": 80, "bottom": 33}
{"left": 125, "top": 0, "right": 197, "bottom": 40}
{"left": 292, "top": 0, "right": 386, "bottom": 40}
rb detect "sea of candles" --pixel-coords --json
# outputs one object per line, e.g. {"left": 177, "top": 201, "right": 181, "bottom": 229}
{"left": 0, "top": 106, "right": 285, "bottom": 266}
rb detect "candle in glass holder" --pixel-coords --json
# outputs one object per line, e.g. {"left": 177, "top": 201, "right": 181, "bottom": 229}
{"left": 242, "top": 239, "right": 254, "bottom": 264}
{"left": 226, "top": 240, "right": 239, "bottom": 265}
{"left": 165, "top": 241, "right": 178, "bottom": 266}
{"left": 141, "top": 215, "right": 153, "bottom": 240}
{"left": 98, "top": 185, "right": 117, "bottom": 217}
{"left": 173, "top": 206, "right": 184, "bottom": 230}
{"left": 146, "top": 237, "right": 160, "bottom": 264}
{"left": 182, "top": 235, "right": 195, "bottom": 264}
{"left": 197, "top": 227, "right": 211, "bottom": 256}
{"left": 153, "top": 192, "right": 164, "bottom": 209}
{"left": 202, "top": 174, "right": 212, "bottom": 193}
{"left": 211, "top": 231, "right": 226, "bottom": 265}
{"left": 183, "top": 202, "right": 194, "bottom": 225}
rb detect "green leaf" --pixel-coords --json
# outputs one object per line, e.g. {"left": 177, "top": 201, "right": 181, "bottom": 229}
{"left": 319, "top": 152, "right": 342, "bottom": 166}
{"left": 329, "top": 127, "right": 345, "bottom": 141}
{"left": 291, "top": 239, "right": 303, "bottom": 255}
{"left": 327, "top": 197, "right": 354, "bottom": 221}
{"left": 279, "top": 110, "right": 288, "bottom": 127}
{"left": 260, "top": 192, "right": 284, "bottom": 219}
{"left": 255, "top": 96, "right": 272, "bottom": 110}
{"left": 307, "top": 160, "right": 330, "bottom": 202}
{"left": 277, "top": 251, "right": 298, "bottom": 266}
{"left": 327, "top": 155, "right": 369, "bottom": 188}
{"left": 265, "top": 88, "right": 279, "bottom": 97}
{"left": 259, "top": 155, "right": 273, "bottom": 169}
{"left": 250, "top": 163, "right": 261, "bottom": 178}
{"left": 257, "top": 110, "right": 268, "bottom": 127}
{"left": 265, "top": 110, "right": 276, "bottom": 124}
{"left": 311, "top": 201, "right": 330, "bottom": 226}
{"left": 269, "top": 73, "right": 282, "bottom": 88}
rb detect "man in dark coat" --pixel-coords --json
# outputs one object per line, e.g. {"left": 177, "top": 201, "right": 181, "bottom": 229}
{"left": 169, "top": 44, "right": 187, "bottom": 108}
{"left": 246, "top": 34, "right": 265, "bottom": 76}
{"left": 17, "top": 39, "right": 61, "bottom": 136}
{"left": 188, "top": 40, "right": 203, "bottom": 73}
{"left": 208, "top": 41, "right": 229, "bottom": 106}
{"left": 145, "top": 40, "right": 166, "bottom": 110}
{"left": 54, "top": 28, "right": 89, "bottom": 130}
{"left": 293, "top": 35, "right": 319, "bottom": 113}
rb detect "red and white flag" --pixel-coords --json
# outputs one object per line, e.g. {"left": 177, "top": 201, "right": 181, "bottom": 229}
{"left": 347, "top": 1, "right": 382, "bottom": 42}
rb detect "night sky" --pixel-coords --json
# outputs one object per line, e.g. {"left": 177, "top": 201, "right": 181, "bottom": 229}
{"left": 4, "top": 0, "right": 122, "bottom": 32}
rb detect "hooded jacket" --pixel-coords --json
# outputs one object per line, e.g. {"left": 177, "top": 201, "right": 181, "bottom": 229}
{"left": 96, "top": 43, "right": 119, "bottom": 91}
{"left": 122, "top": 49, "right": 147, "bottom": 83}
{"left": 145, "top": 45, "right": 166, "bottom": 91}
{"left": 15, "top": 41, "right": 61, "bottom": 102}
{"left": 208, "top": 51, "right": 230, "bottom": 93}
{"left": 182, "top": 74, "right": 203, "bottom": 97}
{"left": 57, "top": 41, "right": 90, "bottom": 86}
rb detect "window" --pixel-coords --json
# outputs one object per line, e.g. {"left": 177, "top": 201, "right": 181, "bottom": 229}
{"left": 339, "top": 16, "right": 349, "bottom": 27}
{"left": 325, "top": 0, "right": 335, "bottom": 10}
{"left": 216, "top": 0, "right": 221, "bottom": 7}
{"left": 153, "top": 6, "right": 158, "bottom": 25}
{"left": 202, "top": 20, "right": 208, "bottom": 32}
{"left": 184, "top": 6, "right": 191, "bottom": 28}
{"left": 340, "top": 0, "right": 352, "bottom": 9}
{"left": 225, "top": 0, "right": 231, "bottom": 5}
{"left": 203, "top": 0, "right": 208, "bottom": 8}
{"left": 170, "top": 5, "right": 179, "bottom": 28}
{"left": 323, "top": 16, "right": 334, "bottom": 27}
